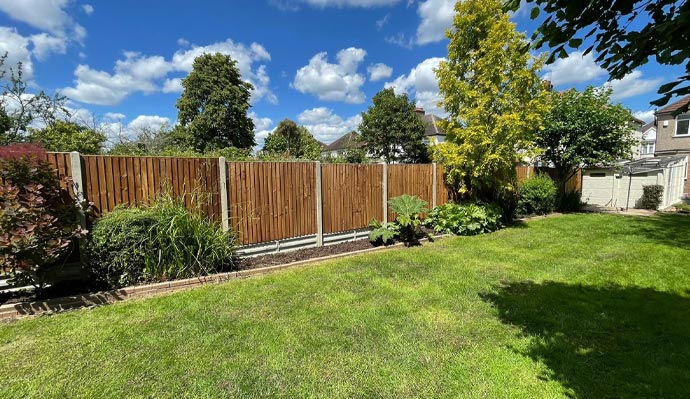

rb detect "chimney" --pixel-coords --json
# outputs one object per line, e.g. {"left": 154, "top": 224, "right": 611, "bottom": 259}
{"left": 415, "top": 107, "right": 425, "bottom": 115}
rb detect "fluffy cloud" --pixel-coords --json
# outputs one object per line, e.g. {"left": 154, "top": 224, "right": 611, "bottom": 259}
{"left": 0, "top": 27, "right": 33, "bottom": 79}
{"left": 249, "top": 111, "right": 275, "bottom": 148}
{"left": 385, "top": 57, "right": 445, "bottom": 116}
{"left": 62, "top": 38, "right": 276, "bottom": 106}
{"left": 104, "top": 112, "right": 126, "bottom": 120}
{"left": 633, "top": 110, "right": 655, "bottom": 123}
{"left": 297, "top": 107, "right": 361, "bottom": 143}
{"left": 605, "top": 71, "right": 663, "bottom": 101}
{"left": 293, "top": 47, "right": 367, "bottom": 103}
{"left": 128, "top": 115, "right": 172, "bottom": 132}
{"left": 415, "top": 0, "right": 455, "bottom": 45}
{"left": 367, "top": 63, "right": 393, "bottom": 81}
{"left": 0, "top": 0, "right": 86, "bottom": 42}
{"left": 29, "top": 33, "right": 67, "bottom": 60}
{"left": 82, "top": 4, "right": 94, "bottom": 15}
{"left": 542, "top": 51, "right": 608, "bottom": 86}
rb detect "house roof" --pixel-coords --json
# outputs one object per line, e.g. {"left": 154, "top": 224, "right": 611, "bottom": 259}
{"left": 631, "top": 116, "right": 646, "bottom": 127}
{"left": 421, "top": 113, "right": 445, "bottom": 137}
{"left": 641, "top": 121, "right": 655, "bottom": 132}
{"left": 656, "top": 95, "right": 690, "bottom": 115}
{"left": 325, "top": 131, "right": 364, "bottom": 151}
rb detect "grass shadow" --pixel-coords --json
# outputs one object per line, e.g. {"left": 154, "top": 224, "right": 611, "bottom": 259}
{"left": 628, "top": 213, "right": 690, "bottom": 249}
{"left": 482, "top": 281, "right": 690, "bottom": 398}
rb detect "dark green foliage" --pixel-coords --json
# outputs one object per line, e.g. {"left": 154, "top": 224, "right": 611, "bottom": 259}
{"left": 359, "top": 88, "right": 429, "bottom": 164}
{"left": 559, "top": 191, "right": 585, "bottom": 212}
{"left": 0, "top": 147, "right": 84, "bottom": 288}
{"left": 28, "top": 121, "right": 106, "bottom": 154}
{"left": 674, "top": 202, "right": 690, "bottom": 213}
{"left": 506, "top": 0, "right": 689, "bottom": 105}
{"left": 368, "top": 219, "right": 398, "bottom": 246}
{"left": 88, "top": 195, "right": 235, "bottom": 289}
{"left": 368, "top": 194, "right": 429, "bottom": 246}
{"left": 425, "top": 202, "right": 502, "bottom": 236}
{"left": 262, "top": 119, "right": 321, "bottom": 160}
{"left": 639, "top": 185, "right": 663, "bottom": 210}
{"left": 176, "top": 53, "right": 255, "bottom": 151}
{"left": 517, "top": 175, "right": 557, "bottom": 216}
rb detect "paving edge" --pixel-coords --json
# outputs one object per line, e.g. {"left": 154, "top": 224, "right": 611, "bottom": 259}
{"left": 0, "top": 235, "right": 449, "bottom": 322}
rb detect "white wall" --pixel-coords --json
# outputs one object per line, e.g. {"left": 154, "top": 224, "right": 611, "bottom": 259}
{"left": 582, "top": 168, "right": 663, "bottom": 209}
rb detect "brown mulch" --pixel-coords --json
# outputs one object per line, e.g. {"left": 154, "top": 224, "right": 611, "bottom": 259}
{"left": 238, "top": 239, "right": 377, "bottom": 270}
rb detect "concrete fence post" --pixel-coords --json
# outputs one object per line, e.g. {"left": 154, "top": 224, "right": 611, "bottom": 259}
{"left": 432, "top": 162, "right": 437, "bottom": 208}
{"left": 315, "top": 161, "right": 324, "bottom": 246}
{"left": 382, "top": 163, "right": 388, "bottom": 224}
{"left": 218, "top": 157, "right": 230, "bottom": 232}
{"left": 69, "top": 151, "right": 88, "bottom": 264}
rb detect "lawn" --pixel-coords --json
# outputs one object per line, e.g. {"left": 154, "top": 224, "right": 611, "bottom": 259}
{"left": 1, "top": 213, "right": 689, "bottom": 398}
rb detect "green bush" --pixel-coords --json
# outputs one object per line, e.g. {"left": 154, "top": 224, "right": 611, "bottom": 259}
{"left": 88, "top": 195, "right": 235, "bottom": 289}
{"left": 674, "top": 202, "right": 690, "bottom": 213}
{"left": 368, "top": 194, "right": 429, "bottom": 246}
{"left": 559, "top": 191, "right": 585, "bottom": 212}
{"left": 516, "top": 175, "right": 557, "bottom": 216}
{"left": 639, "top": 185, "right": 663, "bottom": 210}
{"left": 425, "top": 202, "right": 502, "bottom": 236}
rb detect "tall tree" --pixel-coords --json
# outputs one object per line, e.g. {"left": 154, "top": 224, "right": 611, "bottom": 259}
{"left": 176, "top": 53, "right": 255, "bottom": 151}
{"left": 0, "top": 54, "right": 69, "bottom": 145}
{"left": 263, "top": 119, "right": 321, "bottom": 160}
{"left": 28, "top": 121, "right": 106, "bottom": 154}
{"left": 359, "top": 88, "right": 429, "bottom": 164}
{"left": 538, "top": 87, "right": 635, "bottom": 202}
{"left": 434, "top": 0, "right": 550, "bottom": 200}
{"left": 507, "top": 0, "right": 689, "bottom": 106}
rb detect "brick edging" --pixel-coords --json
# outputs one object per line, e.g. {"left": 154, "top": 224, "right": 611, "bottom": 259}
{"left": 0, "top": 236, "right": 447, "bottom": 322}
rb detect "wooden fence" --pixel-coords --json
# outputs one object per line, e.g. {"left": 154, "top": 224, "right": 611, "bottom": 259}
{"left": 43, "top": 153, "right": 581, "bottom": 247}
{"left": 516, "top": 165, "right": 583, "bottom": 193}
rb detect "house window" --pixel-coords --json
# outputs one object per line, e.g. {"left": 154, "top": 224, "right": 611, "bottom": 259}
{"left": 676, "top": 114, "right": 690, "bottom": 136}
{"left": 640, "top": 141, "right": 655, "bottom": 155}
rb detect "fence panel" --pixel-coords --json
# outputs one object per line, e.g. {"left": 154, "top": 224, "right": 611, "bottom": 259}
{"left": 228, "top": 162, "right": 317, "bottom": 245}
{"left": 44, "top": 152, "right": 74, "bottom": 197}
{"left": 435, "top": 163, "right": 451, "bottom": 206}
{"left": 387, "top": 164, "right": 434, "bottom": 220}
{"left": 321, "top": 163, "right": 384, "bottom": 234}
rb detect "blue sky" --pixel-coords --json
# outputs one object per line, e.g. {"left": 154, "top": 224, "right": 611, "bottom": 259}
{"left": 0, "top": 0, "right": 680, "bottom": 149}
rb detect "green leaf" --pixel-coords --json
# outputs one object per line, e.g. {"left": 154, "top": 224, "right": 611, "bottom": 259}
{"left": 530, "top": 6, "right": 540, "bottom": 19}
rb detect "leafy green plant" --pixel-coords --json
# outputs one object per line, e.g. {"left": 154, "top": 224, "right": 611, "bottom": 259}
{"left": 517, "top": 174, "right": 557, "bottom": 216}
{"left": 425, "top": 202, "right": 503, "bottom": 236}
{"left": 673, "top": 202, "right": 690, "bottom": 214}
{"left": 559, "top": 190, "right": 585, "bottom": 212}
{"left": 88, "top": 194, "right": 235, "bottom": 289}
{"left": 388, "top": 194, "right": 429, "bottom": 246}
{"left": 639, "top": 185, "right": 663, "bottom": 210}
{"left": 368, "top": 219, "right": 398, "bottom": 246}
{"left": 0, "top": 147, "right": 85, "bottom": 289}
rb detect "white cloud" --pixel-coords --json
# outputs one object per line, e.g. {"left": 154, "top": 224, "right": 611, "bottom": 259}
{"left": 162, "top": 77, "right": 183, "bottom": 93}
{"left": 128, "top": 115, "right": 171, "bottom": 132}
{"left": 249, "top": 111, "right": 275, "bottom": 149}
{"left": 633, "top": 110, "right": 655, "bottom": 123}
{"left": 605, "top": 70, "right": 663, "bottom": 101}
{"left": 177, "top": 38, "right": 190, "bottom": 47}
{"left": 0, "top": 0, "right": 86, "bottom": 42}
{"left": 542, "top": 51, "right": 607, "bottom": 86}
{"left": 82, "top": 4, "right": 94, "bottom": 15}
{"left": 385, "top": 57, "right": 446, "bottom": 116}
{"left": 385, "top": 32, "right": 413, "bottom": 49}
{"left": 293, "top": 47, "right": 367, "bottom": 103}
{"left": 376, "top": 13, "right": 390, "bottom": 29}
{"left": 30, "top": 33, "right": 67, "bottom": 60}
{"left": 104, "top": 112, "right": 126, "bottom": 120}
{"left": 367, "top": 63, "right": 393, "bottom": 81}
{"left": 415, "top": 0, "right": 455, "bottom": 45}
{"left": 62, "top": 38, "right": 276, "bottom": 106}
{"left": 297, "top": 107, "right": 362, "bottom": 143}
{"left": 0, "top": 27, "right": 33, "bottom": 79}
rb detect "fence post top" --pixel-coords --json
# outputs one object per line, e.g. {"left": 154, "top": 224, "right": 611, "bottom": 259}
{"left": 218, "top": 156, "right": 226, "bottom": 163}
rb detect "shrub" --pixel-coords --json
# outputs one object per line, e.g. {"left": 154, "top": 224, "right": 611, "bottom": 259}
{"left": 639, "top": 185, "right": 663, "bottom": 210}
{"left": 673, "top": 202, "right": 690, "bottom": 213}
{"left": 559, "top": 191, "right": 585, "bottom": 212}
{"left": 368, "top": 194, "right": 429, "bottom": 247}
{"left": 425, "top": 202, "right": 502, "bottom": 236}
{"left": 516, "top": 174, "right": 557, "bottom": 216}
{"left": 88, "top": 195, "right": 235, "bottom": 289}
{"left": 0, "top": 148, "right": 84, "bottom": 289}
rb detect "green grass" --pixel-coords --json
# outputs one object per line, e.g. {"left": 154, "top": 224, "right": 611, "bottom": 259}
{"left": 2, "top": 213, "right": 690, "bottom": 398}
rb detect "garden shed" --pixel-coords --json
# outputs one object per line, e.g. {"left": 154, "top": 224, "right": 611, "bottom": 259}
{"left": 581, "top": 155, "right": 688, "bottom": 209}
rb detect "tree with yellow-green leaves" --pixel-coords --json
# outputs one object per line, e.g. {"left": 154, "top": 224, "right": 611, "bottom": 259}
{"left": 434, "top": 0, "right": 550, "bottom": 201}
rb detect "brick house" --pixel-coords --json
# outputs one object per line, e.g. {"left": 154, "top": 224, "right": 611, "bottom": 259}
{"left": 654, "top": 95, "right": 690, "bottom": 194}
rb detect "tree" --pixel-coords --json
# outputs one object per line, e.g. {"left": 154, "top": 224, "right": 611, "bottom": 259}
{"left": 27, "top": 121, "right": 106, "bottom": 154}
{"left": 435, "top": 0, "right": 550, "bottom": 200}
{"left": 262, "top": 119, "right": 321, "bottom": 160}
{"left": 359, "top": 88, "right": 429, "bottom": 164}
{"left": 506, "top": 0, "right": 689, "bottom": 106}
{"left": 0, "top": 54, "right": 69, "bottom": 144}
{"left": 537, "top": 87, "right": 636, "bottom": 202}
{"left": 176, "top": 53, "right": 255, "bottom": 152}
